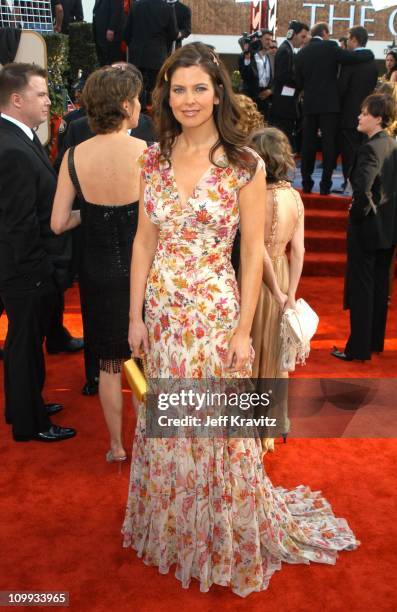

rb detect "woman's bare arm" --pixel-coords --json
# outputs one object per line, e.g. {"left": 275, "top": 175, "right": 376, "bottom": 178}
{"left": 226, "top": 165, "right": 266, "bottom": 371}
{"left": 128, "top": 176, "right": 159, "bottom": 356}
{"left": 286, "top": 207, "right": 305, "bottom": 309}
{"left": 51, "top": 150, "right": 81, "bottom": 234}
{"left": 262, "top": 246, "right": 287, "bottom": 309}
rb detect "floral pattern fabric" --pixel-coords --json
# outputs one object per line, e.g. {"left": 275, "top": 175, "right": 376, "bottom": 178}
{"left": 122, "top": 143, "right": 359, "bottom": 597}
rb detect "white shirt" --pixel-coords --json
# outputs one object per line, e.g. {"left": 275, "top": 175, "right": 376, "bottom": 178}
{"left": 1, "top": 113, "right": 34, "bottom": 140}
{"left": 254, "top": 52, "right": 271, "bottom": 88}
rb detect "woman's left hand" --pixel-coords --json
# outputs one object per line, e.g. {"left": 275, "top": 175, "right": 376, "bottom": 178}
{"left": 225, "top": 329, "right": 252, "bottom": 372}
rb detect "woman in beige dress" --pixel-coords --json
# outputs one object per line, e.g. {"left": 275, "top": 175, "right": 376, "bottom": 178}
{"left": 250, "top": 127, "right": 305, "bottom": 453}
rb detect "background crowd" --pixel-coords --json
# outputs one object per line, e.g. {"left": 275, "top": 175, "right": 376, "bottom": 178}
{"left": 238, "top": 21, "right": 397, "bottom": 195}
{"left": 1, "top": 0, "right": 397, "bottom": 594}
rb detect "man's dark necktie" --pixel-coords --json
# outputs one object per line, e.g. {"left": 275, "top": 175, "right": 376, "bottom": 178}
{"left": 32, "top": 131, "right": 47, "bottom": 159}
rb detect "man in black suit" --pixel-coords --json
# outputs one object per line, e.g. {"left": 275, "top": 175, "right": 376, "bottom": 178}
{"left": 238, "top": 29, "right": 273, "bottom": 121}
{"left": 92, "top": 0, "right": 124, "bottom": 66}
{"left": 60, "top": 0, "right": 83, "bottom": 34}
{"left": 295, "top": 22, "right": 374, "bottom": 195}
{"left": 0, "top": 63, "right": 76, "bottom": 442}
{"left": 124, "top": 0, "right": 178, "bottom": 110}
{"left": 338, "top": 26, "right": 378, "bottom": 190}
{"left": 271, "top": 20, "right": 309, "bottom": 147}
{"left": 332, "top": 94, "right": 397, "bottom": 361}
{"left": 166, "top": 0, "right": 191, "bottom": 52}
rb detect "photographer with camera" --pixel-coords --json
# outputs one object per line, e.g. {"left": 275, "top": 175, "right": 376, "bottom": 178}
{"left": 238, "top": 29, "right": 274, "bottom": 121}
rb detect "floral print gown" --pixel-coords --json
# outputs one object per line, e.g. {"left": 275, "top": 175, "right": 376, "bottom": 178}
{"left": 122, "top": 144, "right": 359, "bottom": 597}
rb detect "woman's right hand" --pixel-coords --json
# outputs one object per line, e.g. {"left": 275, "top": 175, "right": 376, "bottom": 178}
{"left": 284, "top": 296, "right": 297, "bottom": 311}
{"left": 128, "top": 319, "right": 149, "bottom": 357}
{"left": 274, "top": 291, "right": 288, "bottom": 311}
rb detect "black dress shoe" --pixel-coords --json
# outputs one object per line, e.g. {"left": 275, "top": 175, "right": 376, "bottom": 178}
{"left": 82, "top": 378, "right": 99, "bottom": 396}
{"left": 320, "top": 189, "right": 331, "bottom": 196}
{"left": 45, "top": 403, "right": 63, "bottom": 416}
{"left": 331, "top": 348, "right": 353, "bottom": 361}
{"left": 34, "top": 425, "right": 76, "bottom": 442}
{"left": 331, "top": 346, "right": 368, "bottom": 362}
{"left": 14, "top": 425, "right": 76, "bottom": 442}
{"left": 46, "top": 337, "right": 84, "bottom": 354}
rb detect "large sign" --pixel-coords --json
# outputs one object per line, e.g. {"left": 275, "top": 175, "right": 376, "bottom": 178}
{"left": 276, "top": 1, "right": 397, "bottom": 39}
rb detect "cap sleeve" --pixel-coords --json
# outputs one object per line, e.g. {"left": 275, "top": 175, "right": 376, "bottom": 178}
{"left": 236, "top": 147, "right": 266, "bottom": 190}
{"left": 136, "top": 143, "right": 160, "bottom": 184}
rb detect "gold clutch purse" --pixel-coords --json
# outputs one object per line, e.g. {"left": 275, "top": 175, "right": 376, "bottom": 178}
{"left": 124, "top": 357, "right": 148, "bottom": 402}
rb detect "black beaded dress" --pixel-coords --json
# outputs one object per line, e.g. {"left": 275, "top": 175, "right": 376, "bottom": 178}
{"left": 67, "top": 147, "right": 138, "bottom": 373}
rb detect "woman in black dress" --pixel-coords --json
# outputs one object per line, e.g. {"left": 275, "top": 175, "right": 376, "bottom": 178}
{"left": 51, "top": 66, "right": 146, "bottom": 461}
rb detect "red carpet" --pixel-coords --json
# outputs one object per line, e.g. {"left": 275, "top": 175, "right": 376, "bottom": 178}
{"left": 302, "top": 192, "right": 397, "bottom": 278}
{"left": 0, "top": 208, "right": 396, "bottom": 610}
{"left": 303, "top": 192, "right": 349, "bottom": 276}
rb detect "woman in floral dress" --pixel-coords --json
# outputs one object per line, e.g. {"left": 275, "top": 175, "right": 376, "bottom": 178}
{"left": 122, "top": 43, "right": 359, "bottom": 597}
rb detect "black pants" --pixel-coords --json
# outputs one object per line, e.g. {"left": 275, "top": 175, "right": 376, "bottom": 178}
{"left": 1, "top": 279, "right": 56, "bottom": 438}
{"left": 271, "top": 116, "right": 295, "bottom": 149}
{"left": 95, "top": 39, "right": 122, "bottom": 67}
{"left": 344, "top": 224, "right": 394, "bottom": 359}
{"left": 301, "top": 113, "right": 339, "bottom": 192}
{"left": 340, "top": 128, "right": 363, "bottom": 182}
{"left": 255, "top": 96, "right": 272, "bottom": 124}
{"left": 139, "top": 67, "right": 159, "bottom": 110}
{"left": 45, "top": 291, "right": 71, "bottom": 348}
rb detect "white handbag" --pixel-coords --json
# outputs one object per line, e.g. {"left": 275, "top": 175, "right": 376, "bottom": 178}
{"left": 280, "top": 298, "right": 319, "bottom": 372}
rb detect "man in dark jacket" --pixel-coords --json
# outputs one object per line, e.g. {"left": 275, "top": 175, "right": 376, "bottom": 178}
{"left": 60, "top": 0, "right": 83, "bottom": 34}
{"left": 271, "top": 20, "right": 309, "bottom": 147}
{"left": 92, "top": 0, "right": 124, "bottom": 66}
{"left": 0, "top": 63, "right": 76, "bottom": 442}
{"left": 166, "top": 0, "right": 191, "bottom": 52}
{"left": 338, "top": 26, "right": 378, "bottom": 188}
{"left": 332, "top": 94, "right": 397, "bottom": 361}
{"left": 295, "top": 21, "right": 374, "bottom": 195}
{"left": 124, "top": 0, "right": 178, "bottom": 109}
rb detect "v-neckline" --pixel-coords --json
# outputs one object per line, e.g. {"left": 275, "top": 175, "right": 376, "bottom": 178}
{"left": 169, "top": 153, "right": 227, "bottom": 208}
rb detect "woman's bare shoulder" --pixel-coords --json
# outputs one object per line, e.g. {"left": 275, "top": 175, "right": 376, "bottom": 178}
{"left": 128, "top": 135, "right": 148, "bottom": 151}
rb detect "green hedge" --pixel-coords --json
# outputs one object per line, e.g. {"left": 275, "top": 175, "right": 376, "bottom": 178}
{"left": 44, "top": 33, "right": 69, "bottom": 116}
{"left": 45, "top": 23, "right": 98, "bottom": 117}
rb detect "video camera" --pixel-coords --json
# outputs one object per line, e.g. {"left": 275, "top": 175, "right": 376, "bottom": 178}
{"left": 238, "top": 31, "right": 263, "bottom": 54}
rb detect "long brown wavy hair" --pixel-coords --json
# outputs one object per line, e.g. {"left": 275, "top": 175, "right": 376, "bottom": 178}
{"left": 152, "top": 42, "right": 256, "bottom": 173}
